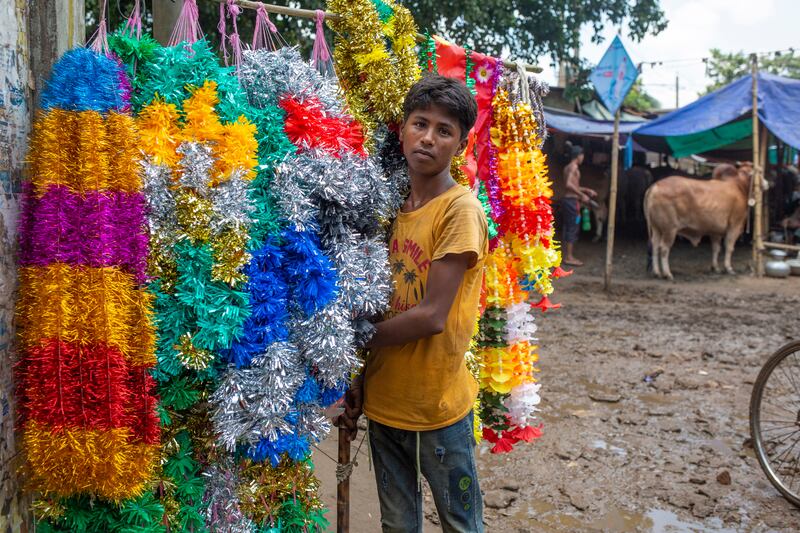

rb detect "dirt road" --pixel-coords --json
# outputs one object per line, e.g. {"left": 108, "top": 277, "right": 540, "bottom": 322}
{"left": 316, "top": 238, "right": 800, "bottom": 532}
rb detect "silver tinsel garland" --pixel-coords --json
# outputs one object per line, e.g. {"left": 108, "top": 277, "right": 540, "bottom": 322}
{"left": 202, "top": 459, "right": 256, "bottom": 533}
{"left": 210, "top": 45, "right": 397, "bottom": 463}
{"left": 240, "top": 47, "right": 343, "bottom": 114}
{"left": 211, "top": 341, "right": 306, "bottom": 450}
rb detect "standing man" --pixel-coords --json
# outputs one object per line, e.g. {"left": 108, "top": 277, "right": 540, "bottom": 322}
{"left": 561, "top": 145, "right": 597, "bottom": 266}
{"left": 336, "top": 74, "right": 487, "bottom": 533}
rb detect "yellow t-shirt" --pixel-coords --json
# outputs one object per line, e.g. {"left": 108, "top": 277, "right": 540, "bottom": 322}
{"left": 363, "top": 184, "right": 488, "bottom": 431}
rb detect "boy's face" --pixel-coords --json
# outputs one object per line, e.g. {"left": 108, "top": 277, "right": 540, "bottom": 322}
{"left": 400, "top": 104, "right": 469, "bottom": 178}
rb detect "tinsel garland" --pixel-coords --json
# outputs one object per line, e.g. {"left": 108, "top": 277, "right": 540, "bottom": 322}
{"left": 16, "top": 48, "right": 159, "bottom": 502}
{"left": 328, "top": 0, "right": 420, "bottom": 135}
{"left": 198, "top": 47, "right": 398, "bottom": 530}
{"left": 140, "top": 68, "right": 258, "bottom": 529}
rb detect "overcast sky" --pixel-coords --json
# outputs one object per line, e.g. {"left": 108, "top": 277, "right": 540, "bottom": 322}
{"left": 539, "top": 0, "right": 800, "bottom": 109}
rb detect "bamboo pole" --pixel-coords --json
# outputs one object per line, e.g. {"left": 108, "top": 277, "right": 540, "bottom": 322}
{"left": 603, "top": 109, "right": 621, "bottom": 291}
{"left": 336, "top": 427, "right": 350, "bottom": 533}
{"left": 751, "top": 54, "right": 764, "bottom": 276}
{"left": 760, "top": 124, "right": 769, "bottom": 244}
{"left": 763, "top": 241, "right": 800, "bottom": 253}
{"left": 210, "top": 0, "right": 543, "bottom": 73}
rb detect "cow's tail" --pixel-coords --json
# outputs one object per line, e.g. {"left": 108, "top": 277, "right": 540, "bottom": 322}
{"left": 643, "top": 186, "right": 653, "bottom": 242}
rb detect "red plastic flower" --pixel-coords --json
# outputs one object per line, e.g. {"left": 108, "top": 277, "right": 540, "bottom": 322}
{"left": 531, "top": 295, "right": 561, "bottom": 312}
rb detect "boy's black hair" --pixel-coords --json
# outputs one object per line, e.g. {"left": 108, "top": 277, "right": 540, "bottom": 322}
{"left": 402, "top": 74, "right": 478, "bottom": 141}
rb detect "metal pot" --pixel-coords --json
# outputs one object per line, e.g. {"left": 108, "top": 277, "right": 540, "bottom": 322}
{"left": 786, "top": 259, "right": 800, "bottom": 276}
{"left": 769, "top": 249, "right": 788, "bottom": 260}
{"left": 766, "top": 251, "right": 791, "bottom": 278}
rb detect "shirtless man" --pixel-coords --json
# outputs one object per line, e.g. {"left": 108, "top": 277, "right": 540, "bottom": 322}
{"left": 561, "top": 145, "right": 597, "bottom": 266}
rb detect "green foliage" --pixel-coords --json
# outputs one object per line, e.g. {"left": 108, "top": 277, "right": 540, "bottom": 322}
{"left": 703, "top": 48, "right": 800, "bottom": 94}
{"left": 623, "top": 78, "right": 660, "bottom": 111}
{"left": 408, "top": 0, "right": 667, "bottom": 62}
{"left": 562, "top": 57, "right": 596, "bottom": 104}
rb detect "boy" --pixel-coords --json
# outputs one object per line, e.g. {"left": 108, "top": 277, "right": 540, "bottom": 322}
{"left": 337, "top": 75, "right": 487, "bottom": 532}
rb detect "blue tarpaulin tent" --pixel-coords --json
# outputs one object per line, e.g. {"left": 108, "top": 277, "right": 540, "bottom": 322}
{"left": 634, "top": 73, "right": 800, "bottom": 156}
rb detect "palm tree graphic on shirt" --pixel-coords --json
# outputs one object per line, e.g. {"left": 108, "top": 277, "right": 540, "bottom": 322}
{"left": 403, "top": 267, "right": 424, "bottom": 304}
{"left": 392, "top": 259, "right": 406, "bottom": 275}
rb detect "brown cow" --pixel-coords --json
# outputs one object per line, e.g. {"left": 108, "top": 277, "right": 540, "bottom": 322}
{"left": 644, "top": 163, "right": 752, "bottom": 280}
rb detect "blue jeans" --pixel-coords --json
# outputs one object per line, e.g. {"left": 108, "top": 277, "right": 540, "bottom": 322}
{"left": 368, "top": 411, "right": 484, "bottom": 533}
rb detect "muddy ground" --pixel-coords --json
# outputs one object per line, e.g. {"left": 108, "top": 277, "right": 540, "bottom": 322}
{"left": 315, "top": 237, "right": 800, "bottom": 532}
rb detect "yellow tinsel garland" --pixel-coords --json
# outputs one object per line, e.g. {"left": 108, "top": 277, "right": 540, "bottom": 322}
{"left": 328, "top": 0, "right": 420, "bottom": 135}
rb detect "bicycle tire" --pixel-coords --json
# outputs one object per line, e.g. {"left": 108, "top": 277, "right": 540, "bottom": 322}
{"left": 749, "top": 340, "right": 800, "bottom": 508}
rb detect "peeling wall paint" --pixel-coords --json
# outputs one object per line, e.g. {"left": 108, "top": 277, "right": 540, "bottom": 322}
{"left": 0, "top": 0, "right": 30, "bottom": 531}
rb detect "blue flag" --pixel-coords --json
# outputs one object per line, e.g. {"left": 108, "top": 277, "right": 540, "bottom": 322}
{"left": 589, "top": 35, "right": 638, "bottom": 114}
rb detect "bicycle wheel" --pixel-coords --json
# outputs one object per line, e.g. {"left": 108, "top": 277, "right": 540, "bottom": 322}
{"left": 750, "top": 340, "right": 800, "bottom": 507}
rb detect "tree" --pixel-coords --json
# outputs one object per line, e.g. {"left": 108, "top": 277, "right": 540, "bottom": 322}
{"left": 623, "top": 78, "right": 660, "bottom": 112}
{"left": 406, "top": 0, "right": 667, "bottom": 62}
{"left": 703, "top": 48, "right": 800, "bottom": 94}
{"left": 86, "top": 1, "right": 666, "bottom": 65}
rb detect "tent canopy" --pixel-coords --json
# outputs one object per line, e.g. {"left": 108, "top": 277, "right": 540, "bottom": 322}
{"left": 545, "top": 107, "right": 642, "bottom": 139}
{"left": 634, "top": 73, "right": 800, "bottom": 155}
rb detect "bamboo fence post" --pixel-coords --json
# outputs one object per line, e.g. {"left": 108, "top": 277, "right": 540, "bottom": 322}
{"left": 751, "top": 54, "right": 764, "bottom": 276}
{"left": 603, "top": 109, "right": 621, "bottom": 291}
{"left": 760, "top": 124, "right": 769, "bottom": 244}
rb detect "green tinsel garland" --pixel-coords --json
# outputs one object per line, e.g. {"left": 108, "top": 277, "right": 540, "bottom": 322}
{"left": 478, "top": 181, "right": 499, "bottom": 240}
{"left": 417, "top": 31, "right": 438, "bottom": 73}
{"left": 465, "top": 46, "right": 477, "bottom": 96}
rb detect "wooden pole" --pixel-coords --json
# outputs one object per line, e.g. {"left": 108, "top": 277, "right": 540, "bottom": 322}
{"left": 760, "top": 125, "right": 769, "bottom": 243}
{"left": 763, "top": 241, "right": 800, "bottom": 253}
{"left": 210, "top": 0, "right": 543, "bottom": 73}
{"left": 336, "top": 428, "right": 350, "bottom": 533}
{"left": 603, "top": 109, "right": 621, "bottom": 291}
{"left": 751, "top": 54, "right": 764, "bottom": 276}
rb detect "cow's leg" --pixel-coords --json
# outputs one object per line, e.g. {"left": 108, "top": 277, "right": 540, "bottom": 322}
{"left": 650, "top": 229, "right": 663, "bottom": 278}
{"left": 710, "top": 236, "right": 722, "bottom": 273}
{"left": 723, "top": 230, "right": 737, "bottom": 274}
{"left": 660, "top": 231, "right": 677, "bottom": 281}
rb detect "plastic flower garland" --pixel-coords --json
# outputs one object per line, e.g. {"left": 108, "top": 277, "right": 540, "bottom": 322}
{"left": 16, "top": 48, "right": 159, "bottom": 503}
{"left": 328, "top": 0, "right": 420, "bottom": 134}
{"left": 477, "top": 71, "right": 561, "bottom": 453}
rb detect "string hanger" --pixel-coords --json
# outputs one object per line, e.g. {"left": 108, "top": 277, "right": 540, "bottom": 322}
{"left": 168, "top": 0, "right": 203, "bottom": 47}
{"left": 219, "top": 0, "right": 244, "bottom": 70}
{"left": 311, "top": 10, "right": 334, "bottom": 77}
{"left": 252, "top": 2, "right": 288, "bottom": 51}
{"left": 122, "top": 0, "right": 143, "bottom": 39}
{"left": 87, "top": 0, "right": 110, "bottom": 55}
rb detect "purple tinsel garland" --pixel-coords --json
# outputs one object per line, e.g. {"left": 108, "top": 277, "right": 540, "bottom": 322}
{"left": 18, "top": 183, "right": 149, "bottom": 283}
{"left": 485, "top": 62, "right": 505, "bottom": 247}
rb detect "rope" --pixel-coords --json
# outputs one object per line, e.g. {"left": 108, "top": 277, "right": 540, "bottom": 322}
{"left": 311, "top": 426, "right": 368, "bottom": 484}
